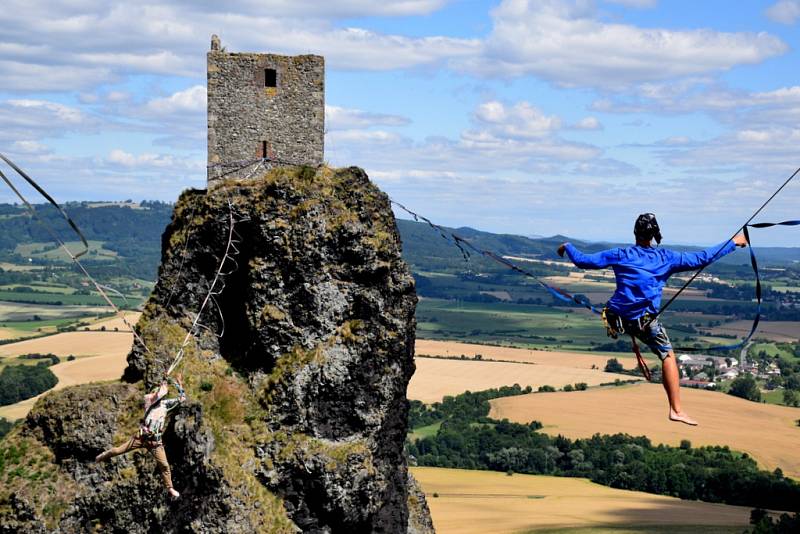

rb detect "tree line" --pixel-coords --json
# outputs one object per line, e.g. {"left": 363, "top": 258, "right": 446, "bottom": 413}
{"left": 0, "top": 364, "right": 58, "bottom": 406}
{"left": 406, "top": 385, "right": 800, "bottom": 512}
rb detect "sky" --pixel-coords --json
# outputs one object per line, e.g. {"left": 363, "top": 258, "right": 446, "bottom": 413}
{"left": 1, "top": 0, "right": 799, "bottom": 246}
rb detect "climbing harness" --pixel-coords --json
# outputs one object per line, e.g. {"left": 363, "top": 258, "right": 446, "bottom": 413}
{"left": 0, "top": 153, "right": 150, "bottom": 352}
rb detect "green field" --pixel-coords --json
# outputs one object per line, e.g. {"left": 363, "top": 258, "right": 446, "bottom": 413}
{"left": 0, "top": 283, "right": 76, "bottom": 294}
{"left": 13, "top": 240, "right": 117, "bottom": 262}
{"left": 417, "top": 298, "right": 602, "bottom": 350}
{"left": 750, "top": 342, "right": 796, "bottom": 360}
{"left": 0, "top": 289, "right": 141, "bottom": 308}
{"left": 416, "top": 298, "right": 748, "bottom": 352}
{"left": 408, "top": 422, "right": 441, "bottom": 441}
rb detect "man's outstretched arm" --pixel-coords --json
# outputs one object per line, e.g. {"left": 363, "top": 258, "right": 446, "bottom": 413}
{"left": 668, "top": 233, "right": 747, "bottom": 273}
{"left": 558, "top": 243, "right": 620, "bottom": 269}
{"left": 164, "top": 373, "right": 186, "bottom": 411}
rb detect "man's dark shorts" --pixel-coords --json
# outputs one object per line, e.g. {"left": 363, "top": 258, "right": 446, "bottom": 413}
{"left": 623, "top": 317, "right": 672, "bottom": 361}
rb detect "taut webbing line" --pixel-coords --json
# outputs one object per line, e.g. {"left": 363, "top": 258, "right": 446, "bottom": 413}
{"left": 652, "top": 166, "right": 800, "bottom": 324}
{"left": 390, "top": 199, "right": 602, "bottom": 314}
{"left": 674, "top": 219, "right": 799, "bottom": 353}
{"left": 0, "top": 153, "right": 150, "bottom": 353}
{"left": 166, "top": 201, "right": 243, "bottom": 376}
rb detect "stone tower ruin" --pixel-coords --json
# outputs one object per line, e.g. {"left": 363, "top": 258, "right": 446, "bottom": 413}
{"left": 207, "top": 35, "right": 325, "bottom": 185}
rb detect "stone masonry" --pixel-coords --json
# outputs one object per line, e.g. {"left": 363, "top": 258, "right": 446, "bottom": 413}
{"left": 207, "top": 35, "right": 325, "bottom": 185}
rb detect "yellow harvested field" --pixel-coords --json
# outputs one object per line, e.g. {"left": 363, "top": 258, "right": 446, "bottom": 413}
{"left": 416, "top": 339, "right": 641, "bottom": 369}
{"left": 0, "top": 330, "right": 134, "bottom": 359}
{"left": 0, "top": 328, "right": 134, "bottom": 419}
{"left": 544, "top": 274, "right": 616, "bottom": 290}
{"left": 409, "top": 357, "right": 639, "bottom": 403}
{"left": 411, "top": 467, "right": 754, "bottom": 534}
{"left": 89, "top": 312, "right": 142, "bottom": 331}
{"left": 490, "top": 383, "right": 800, "bottom": 478}
{"left": 0, "top": 348, "right": 130, "bottom": 420}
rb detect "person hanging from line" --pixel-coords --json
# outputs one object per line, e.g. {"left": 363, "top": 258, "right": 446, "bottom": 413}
{"left": 557, "top": 214, "right": 748, "bottom": 426}
{"left": 95, "top": 373, "right": 186, "bottom": 499}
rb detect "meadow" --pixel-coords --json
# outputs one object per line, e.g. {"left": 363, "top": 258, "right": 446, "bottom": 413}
{"left": 411, "top": 467, "right": 755, "bottom": 534}
{"left": 409, "top": 357, "right": 638, "bottom": 403}
{"left": 0, "top": 313, "right": 138, "bottom": 419}
{"left": 416, "top": 298, "right": 748, "bottom": 352}
{"left": 489, "top": 382, "right": 800, "bottom": 479}
{"left": 415, "top": 339, "right": 642, "bottom": 369}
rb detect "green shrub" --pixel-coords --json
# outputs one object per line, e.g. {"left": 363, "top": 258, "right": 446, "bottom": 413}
{"left": 728, "top": 375, "right": 761, "bottom": 402}
{"left": 0, "top": 365, "right": 58, "bottom": 406}
{"left": 0, "top": 417, "right": 13, "bottom": 439}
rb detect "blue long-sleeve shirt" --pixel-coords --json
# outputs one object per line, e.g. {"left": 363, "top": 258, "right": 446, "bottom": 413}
{"left": 564, "top": 240, "right": 737, "bottom": 319}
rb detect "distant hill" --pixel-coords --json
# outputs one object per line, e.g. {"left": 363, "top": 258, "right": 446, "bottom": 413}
{"left": 0, "top": 203, "right": 796, "bottom": 282}
{"left": 396, "top": 217, "right": 800, "bottom": 269}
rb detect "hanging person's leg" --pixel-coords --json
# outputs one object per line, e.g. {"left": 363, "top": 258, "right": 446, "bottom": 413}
{"left": 95, "top": 435, "right": 142, "bottom": 462}
{"left": 150, "top": 444, "right": 180, "bottom": 499}
{"left": 639, "top": 319, "right": 698, "bottom": 426}
{"left": 661, "top": 351, "right": 697, "bottom": 425}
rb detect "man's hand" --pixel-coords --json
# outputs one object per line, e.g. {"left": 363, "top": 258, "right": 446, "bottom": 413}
{"left": 733, "top": 233, "right": 748, "bottom": 248}
{"left": 557, "top": 243, "right": 568, "bottom": 258}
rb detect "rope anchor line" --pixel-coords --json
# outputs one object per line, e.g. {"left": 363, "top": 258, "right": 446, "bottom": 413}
{"left": 0, "top": 153, "right": 149, "bottom": 353}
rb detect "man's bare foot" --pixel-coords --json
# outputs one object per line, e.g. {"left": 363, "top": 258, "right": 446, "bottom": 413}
{"left": 669, "top": 410, "right": 698, "bottom": 426}
{"left": 95, "top": 451, "right": 110, "bottom": 463}
{"left": 168, "top": 488, "right": 180, "bottom": 500}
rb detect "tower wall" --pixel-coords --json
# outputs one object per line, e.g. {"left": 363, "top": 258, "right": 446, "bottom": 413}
{"left": 207, "top": 42, "right": 324, "bottom": 184}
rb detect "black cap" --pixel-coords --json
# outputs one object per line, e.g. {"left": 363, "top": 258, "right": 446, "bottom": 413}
{"left": 634, "top": 213, "right": 662, "bottom": 244}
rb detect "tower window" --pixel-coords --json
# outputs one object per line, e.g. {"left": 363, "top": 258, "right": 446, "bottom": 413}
{"left": 262, "top": 141, "right": 268, "bottom": 158}
{"left": 264, "top": 69, "right": 277, "bottom": 87}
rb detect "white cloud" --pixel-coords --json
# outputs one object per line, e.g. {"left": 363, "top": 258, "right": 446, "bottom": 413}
{"left": 0, "top": 99, "right": 101, "bottom": 147}
{"left": 325, "top": 105, "right": 410, "bottom": 130}
{"left": 326, "top": 99, "right": 626, "bottom": 180}
{"left": 458, "top": 0, "right": 786, "bottom": 89}
{"left": 765, "top": 1, "right": 800, "bottom": 24}
{"left": 7, "top": 100, "right": 84, "bottom": 123}
{"left": 170, "top": 0, "right": 452, "bottom": 18}
{"left": 473, "top": 101, "right": 562, "bottom": 138}
{"left": 145, "top": 85, "right": 207, "bottom": 115}
{"left": 573, "top": 116, "right": 603, "bottom": 130}
{"left": 0, "top": 1, "right": 477, "bottom": 93}
{"left": 106, "top": 149, "right": 198, "bottom": 170}
{"left": 10, "top": 140, "right": 49, "bottom": 155}
{"left": 605, "top": 0, "right": 657, "bottom": 7}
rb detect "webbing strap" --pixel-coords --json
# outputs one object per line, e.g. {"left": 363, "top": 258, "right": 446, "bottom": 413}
{"left": 390, "top": 200, "right": 602, "bottom": 314}
{"left": 675, "top": 219, "right": 798, "bottom": 352}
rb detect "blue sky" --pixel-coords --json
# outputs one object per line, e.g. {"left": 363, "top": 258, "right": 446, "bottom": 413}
{"left": 1, "top": 0, "right": 799, "bottom": 246}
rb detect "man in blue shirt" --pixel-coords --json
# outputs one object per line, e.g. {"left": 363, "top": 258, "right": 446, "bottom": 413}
{"left": 558, "top": 213, "right": 747, "bottom": 426}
